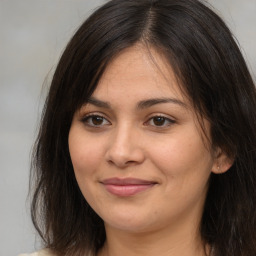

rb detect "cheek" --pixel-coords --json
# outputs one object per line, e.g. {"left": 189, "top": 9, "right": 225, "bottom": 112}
{"left": 68, "top": 130, "right": 104, "bottom": 204}
{"left": 150, "top": 135, "right": 213, "bottom": 211}
{"left": 68, "top": 129, "right": 103, "bottom": 177}
{"left": 148, "top": 132, "right": 214, "bottom": 180}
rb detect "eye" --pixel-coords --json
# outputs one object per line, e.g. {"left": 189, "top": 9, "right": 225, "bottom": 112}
{"left": 81, "top": 114, "right": 111, "bottom": 127}
{"left": 146, "top": 115, "right": 175, "bottom": 127}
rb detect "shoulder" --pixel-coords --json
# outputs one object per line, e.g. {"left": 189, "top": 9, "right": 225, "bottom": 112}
{"left": 18, "top": 249, "right": 53, "bottom": 256}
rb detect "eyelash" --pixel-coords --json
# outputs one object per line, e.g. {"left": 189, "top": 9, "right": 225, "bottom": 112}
{"left": 81, "top": 114, "right": 175, "bottom": 128}
{"left": 145, "top": 115, "right": 175, "bottom": 127}
{"left": 81, "top": 114, "right": 111, "bottom": 127}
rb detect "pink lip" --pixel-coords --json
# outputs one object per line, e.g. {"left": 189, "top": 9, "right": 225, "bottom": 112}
{"left": 101, "top": 178, "right": 157, "bottom": 197}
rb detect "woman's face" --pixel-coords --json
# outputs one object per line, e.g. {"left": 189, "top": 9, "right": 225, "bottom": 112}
{"left": 68, "top": 45, "right": 219, "bottom": 234}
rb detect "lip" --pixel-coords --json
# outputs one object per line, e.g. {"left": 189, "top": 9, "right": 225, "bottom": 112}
{"left": 100, "top": 178, "right": 157, "bottom": 197}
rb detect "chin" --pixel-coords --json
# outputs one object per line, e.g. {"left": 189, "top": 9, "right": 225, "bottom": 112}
{"left": 102, "top": 210, "right": 159, "bottom": 233}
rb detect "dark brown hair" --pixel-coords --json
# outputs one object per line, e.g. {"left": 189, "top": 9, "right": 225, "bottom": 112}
{"left": 31, "top": 0, "right": 256, "bottom": 255}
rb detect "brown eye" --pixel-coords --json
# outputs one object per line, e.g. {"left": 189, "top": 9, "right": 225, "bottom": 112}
{"left": 152, "top": 116, "right": 166, "bottom": 126}
{"left": 146, "top": 115, "right": 175, "bottom": 127}
{"left": 82, "top": 115, "right": 110, "bottom": 127}
{"left": 91, "top": 116, "right": 104, "bottom": 125}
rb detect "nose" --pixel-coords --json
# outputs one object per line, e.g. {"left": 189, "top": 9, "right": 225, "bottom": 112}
{"left": 105, "top": 125, "right": 145, "bottom": 168}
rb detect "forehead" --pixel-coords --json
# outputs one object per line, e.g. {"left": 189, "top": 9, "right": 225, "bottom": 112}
{"left": 93, "top": 44, "right": 187, "bottom": 103}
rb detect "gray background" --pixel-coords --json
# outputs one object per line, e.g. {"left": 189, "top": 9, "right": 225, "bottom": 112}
{"left": 0, "top": 1, "right": 255, "bottom": 256}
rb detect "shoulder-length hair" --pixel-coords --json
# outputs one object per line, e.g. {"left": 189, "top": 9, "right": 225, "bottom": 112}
{"left": 31, "top": 0, "right": 256, "bottom": 255}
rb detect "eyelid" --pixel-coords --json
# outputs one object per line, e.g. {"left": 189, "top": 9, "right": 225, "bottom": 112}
{"left": 80, "top": 112, "right": 111, "bottom": 127}
{"left": 79, "top": 112, "right": 176, "bottom": 128}
{"left": 144, "top": 114, "right": 176, "bottom": 127}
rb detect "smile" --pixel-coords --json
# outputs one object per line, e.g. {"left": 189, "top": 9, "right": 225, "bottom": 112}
{"left": 100, "top": 178, "right": 157, "bottom": 197}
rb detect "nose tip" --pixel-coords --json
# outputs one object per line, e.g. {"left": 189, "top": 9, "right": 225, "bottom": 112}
{"left": 105, "top": 132, "right": 145, "bottom": 168}
{"left": 107, "top": 150, "right": 144, "bottom": 168}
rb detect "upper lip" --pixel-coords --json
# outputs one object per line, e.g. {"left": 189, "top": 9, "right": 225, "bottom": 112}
{"left": 101, "top": 177, "right": 157, "bottom": 185}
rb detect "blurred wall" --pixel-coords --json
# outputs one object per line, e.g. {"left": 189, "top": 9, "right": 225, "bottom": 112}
{"left": 0, "top": 1, "right": 255, "bottom": 255}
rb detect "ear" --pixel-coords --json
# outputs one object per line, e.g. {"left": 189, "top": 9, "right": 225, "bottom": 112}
{"left": 211, "top": 148, "right": 234, "bottom": 174}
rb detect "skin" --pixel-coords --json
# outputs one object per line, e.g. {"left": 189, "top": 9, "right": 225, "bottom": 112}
{"left": 68, "top": 45, "right": 231, "bottom": 256}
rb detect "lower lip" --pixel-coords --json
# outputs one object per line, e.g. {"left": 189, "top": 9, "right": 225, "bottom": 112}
{"left": 103, "top": 184, "right": 155, "bottom": 197}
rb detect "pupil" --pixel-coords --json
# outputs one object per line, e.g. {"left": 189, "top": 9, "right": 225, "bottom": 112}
{"left": 92, "top": 116, "right": 103, "bottom": 125}
{"left": 153, "top": 117, "right": 165, "bottom": 126}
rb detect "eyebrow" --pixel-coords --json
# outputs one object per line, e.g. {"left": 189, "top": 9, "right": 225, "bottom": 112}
{"left": 87, "top": 97, "right": 111, "bottom": 108}
{"left": 86, "top": 97, "right": 187, "bottom": 109}
{"left": 137, "top": 97, "right": 187, "bottom": 109}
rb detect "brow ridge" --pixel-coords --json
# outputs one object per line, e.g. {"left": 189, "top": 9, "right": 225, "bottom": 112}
{"left": 137, "top": 97, "right": 187, "bottom": 109}
{"left": 86, "top": 97, "right": 111, "bottom": 108}
{"left": 86, "top": 97, "right": 186, "bottom": 109}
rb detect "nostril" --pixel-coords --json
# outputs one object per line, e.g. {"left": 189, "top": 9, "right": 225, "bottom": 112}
{"left": 107, "top": 159, "right": 115, "bottom": 165}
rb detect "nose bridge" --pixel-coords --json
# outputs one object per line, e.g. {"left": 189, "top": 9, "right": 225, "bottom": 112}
{"left": 106, "top": 122, "right": 144, "bottom": 167}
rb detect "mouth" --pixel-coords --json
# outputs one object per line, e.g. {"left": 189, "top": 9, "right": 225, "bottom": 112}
{"left": 100, "top": 178, "right": 158, "bottom": 197}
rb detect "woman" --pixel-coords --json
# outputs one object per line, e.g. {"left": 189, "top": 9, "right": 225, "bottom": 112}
{"left": 20, "top": 0, "right": 256, "bottom": 255}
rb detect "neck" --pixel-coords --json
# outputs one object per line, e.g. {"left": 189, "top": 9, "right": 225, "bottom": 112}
{"left": 98, "top": 222, "right": 208, "bottom": 256}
